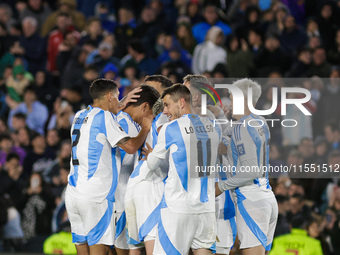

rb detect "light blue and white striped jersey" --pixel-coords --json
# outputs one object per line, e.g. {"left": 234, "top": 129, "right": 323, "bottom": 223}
{"left": 226, "top": 114, "right": 274, "bottom": 201}
{"left": 150, "top": 114, "right": 222, "bottom": 214}
{"left": 127, "top": 113, "right": 169, "bottom": 190}
{"left": 66, "top": 105, "right": 129, "bottom": 203}
{"left": 115, "top": 111, "right": 141, "bottom": 212}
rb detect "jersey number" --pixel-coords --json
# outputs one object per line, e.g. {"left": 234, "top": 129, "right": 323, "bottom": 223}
{"left": 197, "top": 138, "right": 211, "bottom": 177}
{"left": 286, "top": 249, "right": 299, "bottom": 255}
{"left": 72, "top": 129, "right": 80, "bottom": 165}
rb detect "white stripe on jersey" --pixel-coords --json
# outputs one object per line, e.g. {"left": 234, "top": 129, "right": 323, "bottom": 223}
{"left": 115, "top": 111, "right": 141, "bottom": 212}
{"left": 66, "top": 105, "right": 129, "bottom": 203}
{"left": 225, "top": 114, "right": 274, "bottom": 201}
{"left": 149, "top": 114, "right": 222, "bottom": 214}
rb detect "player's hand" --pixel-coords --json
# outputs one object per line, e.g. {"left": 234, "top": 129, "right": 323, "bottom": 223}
{"left": 215, "top": 182, "right": 223, "bottom": 197}
{"left": 141, "top": 142, "right": 153, "bottom": 160}
{"left": 118, "top": 87, "right": 142, "bottom": 111}
{"left": 141, "top": 115, "right": 153, "bottom": 131}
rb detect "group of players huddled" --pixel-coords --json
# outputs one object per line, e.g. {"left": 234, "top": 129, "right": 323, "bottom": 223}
{"left": 65, "top": 74, "right": 278, "bottom": 255}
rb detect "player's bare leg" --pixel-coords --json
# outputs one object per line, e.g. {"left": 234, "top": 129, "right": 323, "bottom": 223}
{"left": 193, "top": 248, "right": 213, "bottom": 255}
{"left": 75, "top": 244, "right": 89, "bottom": 255}
{"left": 89, "top": 244, "right": 111, "bottom": 255}
{"left": 144, "top": 240, "right": 155, "bottom": 255}
{"left": 115, "top": 247, "right": 129, "bottom": 255}
{"left": 129, "top": 248, "right": 142, "bottom": 255}
{"left": 241, "top": 245, "right": 265, "bottom": 255}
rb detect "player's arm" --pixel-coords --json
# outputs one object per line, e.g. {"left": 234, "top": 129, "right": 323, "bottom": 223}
{"left": 142, "top": 124, "right": 169, "bottom": 171}
{"left": 216, "top": 126, "right": 262, "bottom": 196}
{"left": 117, "top": 116, "right": 152, "bottom": 154}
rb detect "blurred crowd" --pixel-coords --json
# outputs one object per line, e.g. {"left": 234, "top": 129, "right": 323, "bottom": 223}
{"left": 0, "top": 0, "right": 339, "bottom": 254}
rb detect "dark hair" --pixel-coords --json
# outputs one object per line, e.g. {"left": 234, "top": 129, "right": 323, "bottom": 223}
{"left": 162, "top": 84, "right": 191, "bottom": 104}
{"left": 57, "top": 12, "right": 70, "bottom": 18}
{"left": 13, "top": 113, "right": 26, "bottom": 120}
{"left": 0, "top": 133, "right": 11, "bottom": 142}
{"left": 145, "top": 75, "right": 173, "bottom": 89}
{"left": 23, "top": 84, "right": 36, "bottom": 95}
{"left": 127, "top": 39, "right": 145, "bottom": 54}
{"left": 125, "top": 84, "right": 160, "bottom": 109}
{"left": 6, "top": 152, "right": 20, "bottom": 162}
{"left": 89, "top": 78, "right": 118, "bottom": 100}
{"left": 325, "top": 122, "right": 340, "bottom": 133}
{"left": 276, "top": 195, "right": 289, "bottom": 204}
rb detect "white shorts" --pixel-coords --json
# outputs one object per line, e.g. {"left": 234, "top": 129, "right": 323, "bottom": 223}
{"left": 65, "top": 193, "right": 115, "bottom": 246}
{"left": 236, "top": 196, "right": 278, "bottom": 251}
{"left": 114, "top": 211, "right": 129, "bottom": 249}
{"left": 153, "top": 207, "right": 216, "bottom": 255}
{"left": 125, "top": 180, "right": 164, "bottom": 247}
{"left": 216, "top": 217, "right": 236, "bottom": 255}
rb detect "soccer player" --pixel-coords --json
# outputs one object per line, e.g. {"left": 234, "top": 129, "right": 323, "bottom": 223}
{"left": 124, "top": 75, "right": 173, "bottom": 255}
{"left": 65, "top": 79, "right": 152, "bottom": 255}
{"left": 114, "top": 85, "right": 160, "bottom": 255}
{"left": 216, "top": 78, "right": 278, "bottom": 255}
{"left": 143, "top": 84, "right": 221, "bottom": 255}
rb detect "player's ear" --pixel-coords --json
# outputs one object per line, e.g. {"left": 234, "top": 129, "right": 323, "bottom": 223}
{"left": 192, "top": 93, "right": 199, "bottom": 102}
{"left": 179, "top": 97, "right": 185, "bottom": 109}
{"left": 141, "top": 102, "right": 148, "bottom": 112}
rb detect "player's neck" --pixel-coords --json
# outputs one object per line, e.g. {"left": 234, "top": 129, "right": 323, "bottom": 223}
{"left": 92, "top": 100, "right": 109, "bottom": 111}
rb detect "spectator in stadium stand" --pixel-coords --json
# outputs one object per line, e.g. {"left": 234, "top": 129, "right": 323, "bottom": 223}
{"left": 6, "top": 65, "right": 30, "bottom": 103}
{"left": 324, "top": 123, "right": 340, "bottom": 152}
{"left": 126, "top": 39, "right": 158, "bottom": 75}
{"left": 281, "top": 0, "right": 306, "bottom": 25}
{"left": 78, "top": 17, "right": 103, "bottom": 47}
{"left": 11, "top": 113, "right": 26, "bottom": 133}
{"left": 247, "top": 27, "right": 263, "bottom": 53}
{"left": 94, "top": 2, "right": 116, "bottom": 33}
{"left": 56, "top": 31, "right": 79, "bottom": 74}
{"left": 77, "top": 0, "right": 113, "bottom": 18}
{"left": 16, "top": 127, "right": 31, "bottom": 152}
{"left": 314, "top": 136, "right": 328, "bottom": 165}
{"left": 8, "top": 85, "right": 48, "bottom": 135}
{"left": 0, "top": 153, "right": 26, "bottom": 209}
{"left": 287, "top": 193, "right": 312, "bottom": 223}
{"left": 270, "top": 216, "right": 324, "bottom": 255}
{"left": 75, "top": 65, "right": 100, "bottom": 106}
{"left": 46, "top": 12, "right": 80, "bottom": 74}
{"left": 0, "top": 133, "right": 26, "bottom": 165}
{"left": 274, "top": 195, "right": 290, "bottom": 237}
{"left": 317, "top": 2, "right": 338, "bottom": 50}
{"left": 266, "top": 4, "right": 289, "bottom": 37}
{"left": 254, "top": 33, "right": 291, "bottom": 77}
{"left": 21, "top": 172, "right": 54, "bottom": 251}
{"left": 279, "top": 15, "right": 308, "bottom": 57}
{"left": 20, "top": 16, "right": 46, "bottom": 75}
{"left": 133, "top": 6, "right": 162, "bottom": 57}
{"left": 175, "top": 22, "right": 197, "bottom": 55}
{"left": 0, "top": 4, "right": 16, "bottom": 32}
{"left": 114, "top": 7, "right": 136, "bottom": 59}
{"left": 286, "top": 47, "right": 312, "bottom": 77}
{"left": 23, "top": 133, "right": 55, "bottom": 178}
{"left": 314, "top": 77, "right": 340, "bottom": 137}
{"left": 92, "top": 42, "right": 120, "bottom": 73}
{"left": 45, "top": 129, "right": 60, "bottom": 153}
{"left": 19, "top": 0, "right": 52, "bottom": 34}
{"left": 327, "top": 29, "right": 340, "bottom": 65}
{"left": 34, "top": 71, "right": 58, "bottom": 112}
{"left": 61, "top": 47, "right": 87, "bottom": 89}
{"left": 192, "top": 26, "right": 227, "bottom": 74}
{"left": 192, "top": 3, "right": 231, "bottom": 44}
{"left": 41, "top": 0, "right": 85, "bottom": 37}
{"left": 309, "top": 47, "right": 332, "bottom": 78}
{"left": 236, "top": 5, "right": 262, "bottom": 41}
{"left": 298, "top": 138, "right": 315, "bottom": 165}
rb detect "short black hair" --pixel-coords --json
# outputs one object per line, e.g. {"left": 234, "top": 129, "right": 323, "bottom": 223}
{"left": 24, "top": 84, "right": 36, "bottom": 95}
{"left": 6, "top": 152, "right": 20, "bottom": 162}
{"left": 325, "top": 122, "right": 340, "bottom": 133}
{"left": 125, "top": 84, "right": 160, "bottom": 109}
{"left": 276, "top": 195, "right": 289, "bottom": 204}
{"left": 145, "top": 75, "right": 173, "bottom": 89}
{"left": 291, "top": 193, "right": 304, "bottom": 203}
{"left": 0, "top": 133, "right": 11, "bottom": 142}
{"left": 162, "top": 84, "right": 191, "bottom": 104}
{"left": 128, "top": 39, "right": 145, "bottom": 54}
{"left": 89, "top": 78, "right": 118, "bottom": 100}
{"left": 13, "top": 113, "right": 26, "bottom": 120}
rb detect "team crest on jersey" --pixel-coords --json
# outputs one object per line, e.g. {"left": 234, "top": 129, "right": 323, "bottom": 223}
{"left": 237, "top": 144, "right": 246, "bottom": 155}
